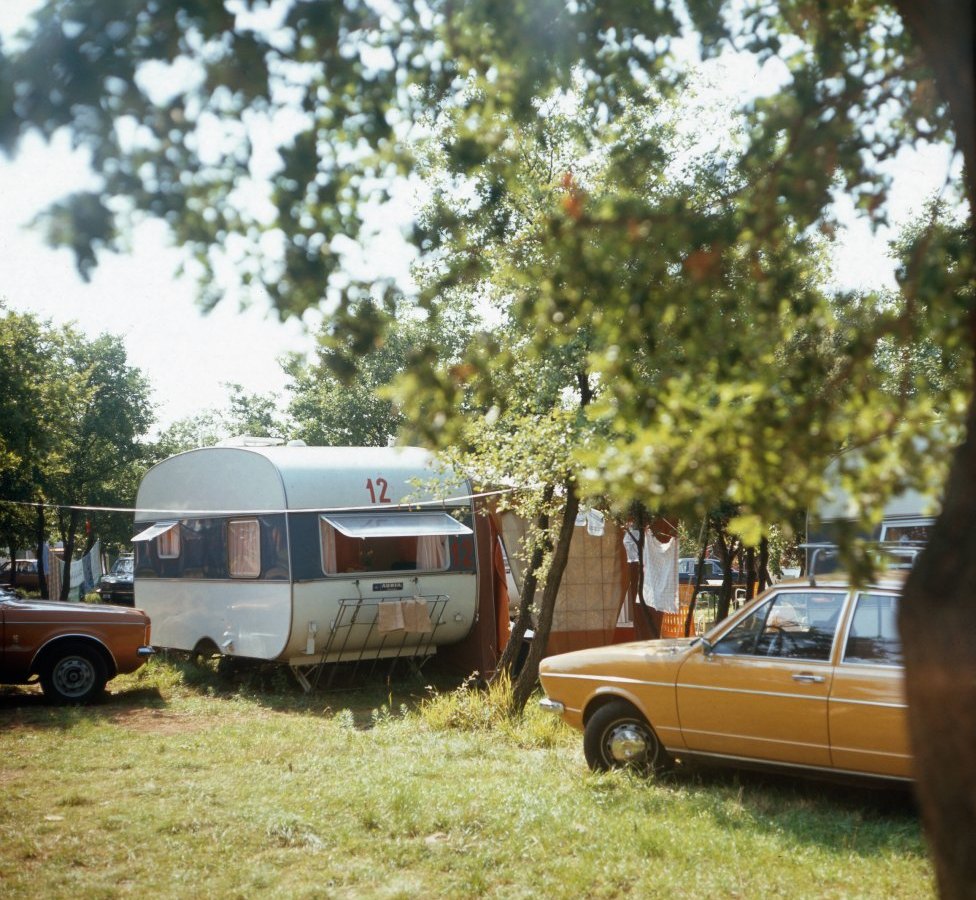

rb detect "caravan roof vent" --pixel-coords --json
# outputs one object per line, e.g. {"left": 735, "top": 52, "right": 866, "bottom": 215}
{"left": 216, "top": 435, "right": 285, "bottom": 448}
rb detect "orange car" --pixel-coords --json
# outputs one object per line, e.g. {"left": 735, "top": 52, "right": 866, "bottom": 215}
{"left": 0, "top": 590, "right": 154, "bottom": 703}
{"left": 539, "top": 575, "right": 910, "bottom": 783}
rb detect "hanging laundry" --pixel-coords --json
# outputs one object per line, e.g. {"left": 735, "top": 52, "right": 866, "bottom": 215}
{"left": 62, "top": 541, "right": 103, "bottom": 601}
{"left": 643, "top": 533, "right": 679, "bottom": 613}
{"left": 377, "top": 598, "right": 433, "bottom": 634}
{"left": 403, "top": 597, "right": 433, "bottom": 634}
{"left": 377, "top": 600, "right": 406, "bottom": 633}
{"left": 622, "top": 527, "right": 641, "bottom": 564}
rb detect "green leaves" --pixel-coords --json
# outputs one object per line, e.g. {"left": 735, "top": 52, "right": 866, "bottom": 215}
{"left": 0, "top": 305, "right": 155, "bottom": 553}
{"left": 1, "top": 0, "right": 970, "bottom": 556}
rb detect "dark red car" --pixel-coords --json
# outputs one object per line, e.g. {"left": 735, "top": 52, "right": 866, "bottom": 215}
{"left": 0, "top": 589, "right": 153, "bottom": 702}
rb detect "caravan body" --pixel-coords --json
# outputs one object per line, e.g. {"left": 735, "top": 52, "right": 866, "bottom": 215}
{"left": 811, "top": 453, "right": 938, "bottom": 549}
{"left": 133, "top": 444, "right": 479, "bottom": 667}
{"left": 807, "top": 444, "right": 941, "bottom": 574}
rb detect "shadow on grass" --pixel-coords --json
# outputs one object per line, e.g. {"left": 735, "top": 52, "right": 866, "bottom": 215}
{"left": 0, "top": 682, "right": 166, "bottom": 728}
{"left": 647, "top": 760, "right": 924, "bottom": 858}
{"left": 678, "top": 760, "right": 916, "bottom": 809}
{"left": 1, "top": 654, "right": 468, "bottom": 731}
{"left": 155, "top": 651, "right": 468, "bottom": 728}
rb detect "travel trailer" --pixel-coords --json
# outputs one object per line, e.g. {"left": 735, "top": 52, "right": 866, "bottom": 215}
{"left": 806, "top": 446, "right": 940, "bottom": 573}
{"left": 133, "top": 442, "right": 502, "bottom": 687}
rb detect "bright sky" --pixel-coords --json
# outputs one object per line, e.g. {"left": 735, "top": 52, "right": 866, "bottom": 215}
{"left": 0, "top": 130, "right": 325, "bottom": 431}
{"left": 0, "top": 2, "right": 961, "bottom": 434}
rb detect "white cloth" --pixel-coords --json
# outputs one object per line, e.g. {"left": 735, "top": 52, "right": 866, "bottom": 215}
{"left": 586, "top": 508, "right": 605, "bottom": 537}
{"left": 417, "top": 535, "right": 447, "bottom": 570}
{"left": 643, "top": 533, "right": 679, "bottom": 613}
{"left": 622, "top": 527, "right": 641, "bottom": 564}
{"left": 576, "top": 508, "right": 606, "bottom": 537}
{"left": 62, "top": 540, "right": 103, "bottom": 600}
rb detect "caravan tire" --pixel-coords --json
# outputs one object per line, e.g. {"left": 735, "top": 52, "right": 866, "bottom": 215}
{"left": 190, "top": 640, "right": 221, "bottom": 667}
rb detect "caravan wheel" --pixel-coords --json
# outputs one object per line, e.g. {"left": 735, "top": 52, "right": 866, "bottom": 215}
{"left": 190, "top": 639, "right": 221, "bottom": 667}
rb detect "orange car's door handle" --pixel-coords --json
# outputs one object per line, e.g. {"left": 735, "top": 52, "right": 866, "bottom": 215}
{"left": 792, "top": 673, "right": 826, "bottom": 684}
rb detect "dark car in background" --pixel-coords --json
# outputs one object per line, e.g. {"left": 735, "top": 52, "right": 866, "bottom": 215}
{"left": 95, "top": 555, "right": 134, "bottom": 606}
{"left": 678, "top": 557, "right": 724, "bottom": 584}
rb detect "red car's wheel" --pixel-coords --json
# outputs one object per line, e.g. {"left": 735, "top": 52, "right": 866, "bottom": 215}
{"left": 39, "top": 644, "right": 107, "bottom": 704}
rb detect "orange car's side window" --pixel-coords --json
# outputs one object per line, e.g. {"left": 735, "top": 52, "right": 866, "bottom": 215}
{"left": 715, "top": 592, "right": 846, "bottom": 660}
{"left": 713, "top": 599, "right": 770, "bottom": 656}
{"left": 843, "top": 593, "right": 902, "bottom": 666}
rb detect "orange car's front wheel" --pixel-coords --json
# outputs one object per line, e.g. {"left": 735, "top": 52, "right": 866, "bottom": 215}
{"left": 583, "top": 700, "right": 668, "bottom": 776}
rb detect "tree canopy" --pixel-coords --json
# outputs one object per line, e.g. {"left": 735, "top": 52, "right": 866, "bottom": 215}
{"left": 1, "top": 1, "right": 966, "bottom": 534}
{"left": 0, "top": 304, "right": 154, "bottom": 570}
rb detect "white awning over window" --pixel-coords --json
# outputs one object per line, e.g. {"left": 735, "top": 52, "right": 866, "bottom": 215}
{"left": 132, "top": 521, "right": 179, "bottom": 543}
{"left": 320, "top": 512, "right": 472, "bottom": 539}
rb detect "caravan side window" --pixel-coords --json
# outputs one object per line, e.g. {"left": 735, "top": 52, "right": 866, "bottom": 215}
{"left": 157, "top": 525, "right": 180, "bottom": 559}
{"left": 318, "top": 512, "right": 463, "bottom": 575}
{"left": 321, "top": 521, "right": 339, "bottom": 575}
{"left": 228, "top": 519, "right": 261, "bottom": 578}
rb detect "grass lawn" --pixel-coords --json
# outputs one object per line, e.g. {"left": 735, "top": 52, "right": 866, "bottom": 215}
{"left": 0, "top": 657, "right": 933, "bottom": 899}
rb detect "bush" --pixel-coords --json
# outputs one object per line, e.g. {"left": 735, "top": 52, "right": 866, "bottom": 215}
{"left": 418, "top": 670, "right": 569, "bottom": 749}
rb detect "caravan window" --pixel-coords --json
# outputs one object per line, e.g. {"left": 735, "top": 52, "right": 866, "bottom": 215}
{"left": 133, "top": 521, "right": 181, "bottom": 559}
{"left": 157, "top": 527, "right": 180, "bottom": 559}
{"left": 228, "top": 519, "right": 261, "bottom": 578}
{"left": 880, "top": 519, "right": 932, "bottom": 544}
{"left": 319, "top": 511, "right": 471, "bottom": 575}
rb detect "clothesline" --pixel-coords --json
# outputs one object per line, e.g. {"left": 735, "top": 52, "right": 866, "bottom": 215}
{"left": 0, "top": 486, "right": 521, "bottom": 518}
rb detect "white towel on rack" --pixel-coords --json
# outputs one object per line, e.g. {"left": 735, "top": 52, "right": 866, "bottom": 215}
{"left": 378, "top": 600, "right": 406, "bottom": 633}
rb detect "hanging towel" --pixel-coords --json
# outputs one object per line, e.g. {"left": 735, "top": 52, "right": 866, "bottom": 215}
{"left": 643, "top": 533, "right": 679, "bottom": 613}
{"left": 403, "top": 597, "right": 433, "bottom": 634}
{"left": 377, "top": 600, "right": 406, "bottom": 633}
{"left": 64, "top": 541, "right": 103, "bottom": 601}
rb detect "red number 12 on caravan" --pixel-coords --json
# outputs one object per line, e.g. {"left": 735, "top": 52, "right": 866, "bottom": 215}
{"left": 365, "top": 477, "right": 391, "bottom": 504}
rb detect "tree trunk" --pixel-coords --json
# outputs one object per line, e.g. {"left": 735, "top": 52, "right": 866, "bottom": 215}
{"left": 684, "top": 519, "right": 711, "bottom": 637}
{"left": 494, "top": 485, "right": 554, "bottom": 679}
{"left": 510, "top": 477, "right": 580, "bottom": 713}
{"left": 744, "top": 546, "right": 757, "bottom": 601}
{"left": 59, "top": 508, "right": 79, "bottom": 602}
{"left": 34, "top": 503, "right": 48, "bottom": 600}
{"left": 82, "top": 517, "right": 96, "bottom": 555}
{"left": 712, "top": 529, "right": 738, "bottom": 623}
{"left": 892, "top": 1, "right": 975, "bottom": 215}
{"left": 758, "top": 537, "right": 770, "bottom": 594}
{"left": 900, "top": 393, "right": 976, "bottom": 900}
{"left": 887, "top": 4, "right": 975, "bottom": 897}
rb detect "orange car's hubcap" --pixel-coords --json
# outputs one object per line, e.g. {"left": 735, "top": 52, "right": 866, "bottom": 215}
{"left": 608, "top": 725, "right": 647, "bottom": 763}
